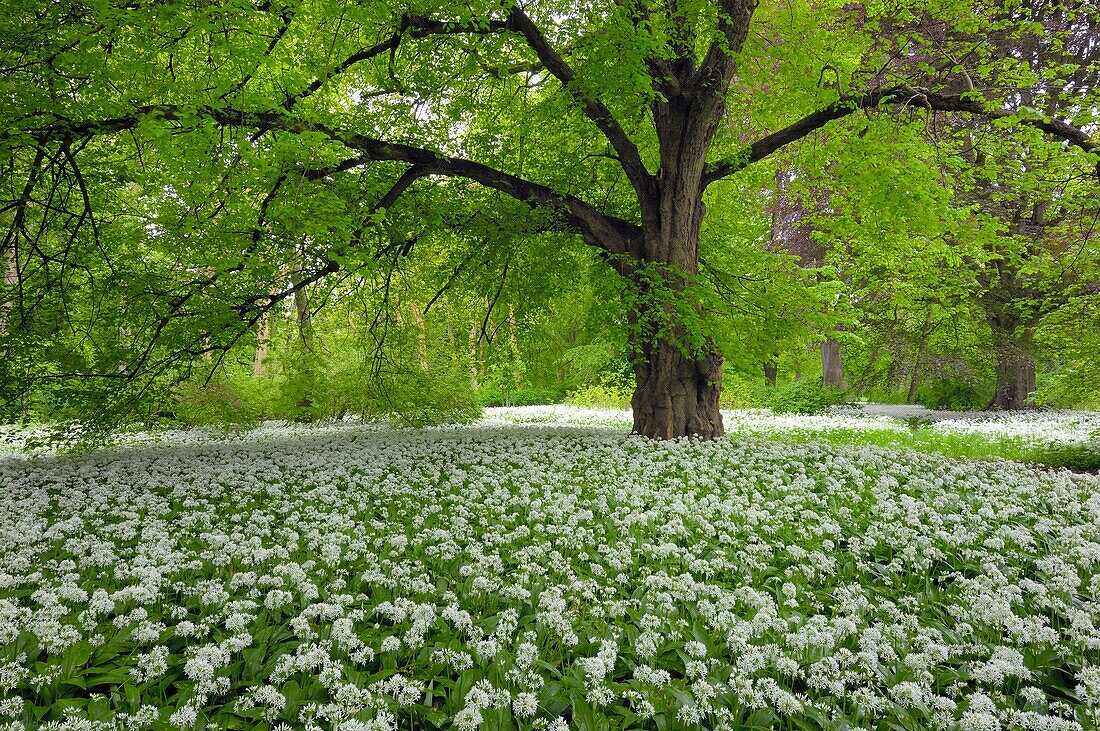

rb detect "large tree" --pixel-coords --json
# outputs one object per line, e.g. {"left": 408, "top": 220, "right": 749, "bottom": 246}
{"left": 2, "top": 0, "right": 1096, "bottom": 437}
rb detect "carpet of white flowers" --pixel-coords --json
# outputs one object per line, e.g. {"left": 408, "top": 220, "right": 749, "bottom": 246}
{"left": 483, "top": 405, "right": 1100, "bottom": 446}
{"left": 3, "top": 412, "right": 1100, "bottom": 731}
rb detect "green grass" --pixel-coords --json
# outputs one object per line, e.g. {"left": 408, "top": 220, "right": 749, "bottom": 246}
{"left": 735, "top": 424, "right": 1100, "bottom": 472}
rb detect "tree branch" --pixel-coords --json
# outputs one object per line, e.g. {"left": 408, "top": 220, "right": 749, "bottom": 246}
{"left": 507, "top": 6, "right": 655, "bottom": 198}
{"left": 17, "top": 105, "right": 643, "bottom": 255}
{"left": 371, "top": 165, "right": 435, "bottom": 212}
{"left": 694, "top": 0, "right": 755, "bottom": 91}
{"left": 223, "top": 5, "right": 297, "bottom": 101}
{"left": 283, "top": 15, "right": 518, "bottom": 111}
{"left": 703, "top": 86, "right": 1099, "bottom": 187}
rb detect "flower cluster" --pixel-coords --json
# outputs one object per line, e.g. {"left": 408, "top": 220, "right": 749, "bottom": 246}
{"left": 1, "top": 410, "right": 1098, "bottom": 730}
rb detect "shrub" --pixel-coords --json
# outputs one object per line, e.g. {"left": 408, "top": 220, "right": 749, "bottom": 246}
{"left": 769, "top": 381, "right": 847, "bottom": 414}
{"left": 273, "top": 348, "right": 327, "bottom": 422}
{"left": 170, "top": 375, "right": 268, "bottom": 427}
{"left": 917, "top": 378, "right": 989, "bottom": 411}
{"left": 370, "top": 362, "right": 483, "bottom": 426}
{"left": 719, "top": 371, "right": 772, "bottom": 409}
{"left": 566, "top": 383, "right": 633, "bottom": 409}
{"left": 477, "top": 385, "right": 563, "bottom": 407}
{"left": 1025, "top": 436, "right": 1100, "bottom": 473}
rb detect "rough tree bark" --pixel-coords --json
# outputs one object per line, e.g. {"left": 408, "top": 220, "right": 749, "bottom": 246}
{"left": 625, "top": 227, "right": 727, "bottom": 440}
{"left": 626, "top": 220, "right": 727, "bottom": 440}
{"left": 631, "top": 340, "right": 723, "bottom": 439}
{"left": 981, "top": 220, "right": 1041, "bottom": 412}
{"left": 618, "top": 0, "right": 763, "bottom": 439}
{"left": 623, "top": 80, "right": 738, "bottom": 439}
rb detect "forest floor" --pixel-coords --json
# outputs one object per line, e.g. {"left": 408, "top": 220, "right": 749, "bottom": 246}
{"left": 2, "top": 409, "right": 1099, "bottom": 730}
{"left": 847, "top": 403, "right": 987, "bottom": 421}
{"left": 483, "top": 405, "right": 1100, "bottom": 471}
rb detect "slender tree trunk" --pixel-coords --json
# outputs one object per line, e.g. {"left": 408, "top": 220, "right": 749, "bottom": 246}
{"left": 441, "top": 299, "right": 457, "bottom": 359}
{"left": 199, "top": 265, "right": 217, "bottom": 362}
{"left": 468, "top": 322, "right": 479, "bottom": 389}
{"left": 293, "top": 277, "right": 314, "bottom": 353}
{"left": 1, "top": 244, "right": 17, "bottom": 341}
{"left": 507, "top": 304, "right": 521, "bottom": 386}
{"left": 409, "top": 300, "right": 429, "bottom": 372}
{"left": 906, "top": 360, "right": 922, "bottom": 404}
{"left": 821, "top": 337, "right": 844, "bottom": 388}
{"left": 253, "top": 310, "right": 272, "bottom": 376}
{"left": 763, "top": 360, "right": 778, "bottom": 387}
{"left": 906, "top": 316, "right": 932, "bottom": 403}
{"left": 291, "top": 258, "right": 316, "bottom": 415}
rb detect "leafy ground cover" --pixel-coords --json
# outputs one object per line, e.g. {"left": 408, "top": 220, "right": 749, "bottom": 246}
{"left": 748, "top": 408, "right": 1100, "bottom": 472}
{"left": 488, "top": 406, "right": 1100, "bottom": 471}
{"left": 2, "top": 411, "right": 1100, "bottom": 730}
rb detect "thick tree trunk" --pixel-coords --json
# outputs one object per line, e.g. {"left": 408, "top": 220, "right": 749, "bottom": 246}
{"left": 624, "top": 41, "right": 747, "bottom": 439}
{"left": 821, "top": 337, "right": 844, "bottom": 388}
{"left": 626, "top": 218, "right": 725, "bottom": 439}
{"left": 992, "top": 354, "right": 1035, "bottom": 410}
{"left": 626, "top": 216, "right": 724, "bottom": 439}
{"left": 632, "top": 340, "right": 724, "bottom": 439}
{"left": 990, "top": 325, "right": 1036, "bottom": 410}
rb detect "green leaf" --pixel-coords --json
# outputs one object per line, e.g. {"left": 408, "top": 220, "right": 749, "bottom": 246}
{"left": 61, "top": 640, "right": 93, "bottom": 679}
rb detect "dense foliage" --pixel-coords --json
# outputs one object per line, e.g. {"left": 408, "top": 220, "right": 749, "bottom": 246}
{"left": 1, "top": 0, "right": 1096, "bottom": 432}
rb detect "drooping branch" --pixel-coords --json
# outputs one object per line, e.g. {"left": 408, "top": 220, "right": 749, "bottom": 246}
{"left": 17, "top": 105, "right": 643, "bottom": 255}
{"left": 18, "top": 9, "right": 657, "bottom": 218}
{"left": 237, "top": 258, "right": 341, "bottom": 316}
{"left": 703, "top": 86, "right": 1099, "bottom": 187}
